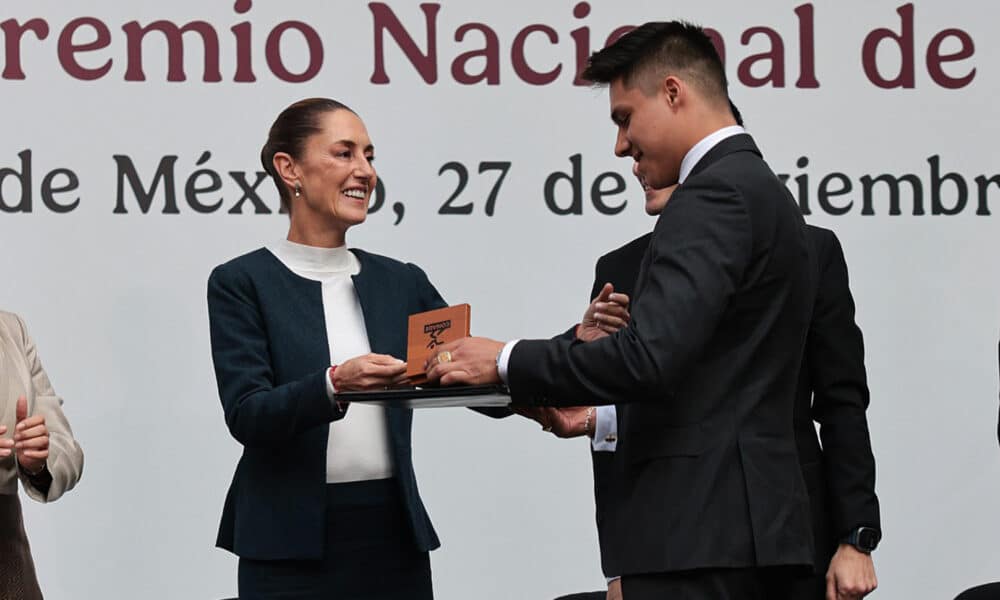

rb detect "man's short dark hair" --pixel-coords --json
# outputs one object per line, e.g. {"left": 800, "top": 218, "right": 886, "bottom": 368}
{"left": 582, "top": 21, "right": 728, "bottom": 104}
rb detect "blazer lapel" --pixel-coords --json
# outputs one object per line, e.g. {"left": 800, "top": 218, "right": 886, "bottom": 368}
{"left": 350, "top": 249, "right": 396, "bottom": 357}
{"left": 0, "top": 326, "right": 27, "bottom": 436}
{"left": 0, "top": 338, "right": 10, "bottom": 433}
{"left": 350, "top": 249, "right": 409, "bottom": 446}
{"left": 259, "top": 249, "right": 330, "bottom": 374}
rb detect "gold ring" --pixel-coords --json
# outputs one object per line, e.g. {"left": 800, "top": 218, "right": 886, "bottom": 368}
{"left": 436, "top": 351, "right": 453, "bottom": 364}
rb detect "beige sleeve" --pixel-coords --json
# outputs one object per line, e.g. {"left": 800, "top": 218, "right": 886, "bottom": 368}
{"left": 14, "top": 315, "right": 84, "bottom": 503}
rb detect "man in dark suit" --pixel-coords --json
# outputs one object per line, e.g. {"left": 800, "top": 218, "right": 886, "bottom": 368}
{"left": 428, "top": 22, "right": 817, "bottom": 598}
{"left": 543, "top": 186, "right": 881, "bottom": 600}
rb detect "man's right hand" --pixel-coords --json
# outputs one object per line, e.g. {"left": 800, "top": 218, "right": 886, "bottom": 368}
{"left": 577, "top": 283, "right": 630, "bottom": 342}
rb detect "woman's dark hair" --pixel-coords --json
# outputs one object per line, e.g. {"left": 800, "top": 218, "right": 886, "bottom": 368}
{"left": 261, "top": 98, "right": 356, "bottom": 214}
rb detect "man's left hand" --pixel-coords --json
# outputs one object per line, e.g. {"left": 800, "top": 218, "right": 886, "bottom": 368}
{"left": 826, "top": 544, "right": 877, "bottom": 600}
{"left": 424, "top": 337, "right": 505, "bottom": 386}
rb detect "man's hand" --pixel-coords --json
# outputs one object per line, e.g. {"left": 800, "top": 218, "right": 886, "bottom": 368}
{"left": 424, "top": 337, "right": 505, "bottom": 386}
{"left": 13, "top": 396, "right": 49, "bottom": 474}
{"left": 607, "top": 578, "right": 622, "bottom": 600}
{"left": 826, "top": 544, "right": 878, "bottom": 600}
{"left": 577, "top": 283, "right": 630, "bottom": 342}
{"left": 514, "top": 406, "right": 593, "bottom": 438}
{"left": 333, "top": 354, "right": 409, "bottom": 391}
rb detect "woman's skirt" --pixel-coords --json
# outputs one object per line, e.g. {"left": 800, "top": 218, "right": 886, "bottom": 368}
{"left": 238, "top": 478, "right": 433, "bottom": 600}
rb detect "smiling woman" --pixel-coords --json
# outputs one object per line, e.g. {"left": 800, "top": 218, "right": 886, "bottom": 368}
{"left": 260, "top": 99, "right": 376, "bottom": 240}
{"left": 206, "top": 98, "right": 449, "bottom": 599}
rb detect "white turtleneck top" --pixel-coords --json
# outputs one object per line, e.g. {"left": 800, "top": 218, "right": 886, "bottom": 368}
{"left": 266, "top": 239, "right": 394, "bottom": 484}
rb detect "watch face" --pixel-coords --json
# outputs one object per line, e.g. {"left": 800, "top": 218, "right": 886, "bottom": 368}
{"left": 858, "top": 528, "right": 879, "bottom": 550}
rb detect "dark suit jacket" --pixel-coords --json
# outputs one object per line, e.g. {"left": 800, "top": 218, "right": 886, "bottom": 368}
{"left": 586, "top": 225, "right": 881, "bottom": 577}
{"left": 207, "top": 247, "right": 444, "bottom": 560}
{"left": 509, "top": 134, "right": 815, "bottom": 574}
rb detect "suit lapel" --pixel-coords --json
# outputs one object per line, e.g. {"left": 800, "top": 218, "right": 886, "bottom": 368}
{"left": 633, "top": 134, "right": 763, "bottom": 301}
{"left": 621, "top": 235, "right": 652, "bottom": 298}
{"left": 687, "top": 133, "right": 762, "bottom": 180}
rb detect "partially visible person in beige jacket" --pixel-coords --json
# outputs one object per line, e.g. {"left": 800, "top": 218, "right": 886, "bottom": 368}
{"left": 0, "top": 311, "right": 84, "bottom": 600}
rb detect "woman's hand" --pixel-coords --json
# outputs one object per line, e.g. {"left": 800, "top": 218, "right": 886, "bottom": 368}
{"left": 332, "top": 354, "right": 409, "bottom": 391}
{"left": 607, "top": 577, "right": 622, "bottom": 600}
{"left": 12, "top": 396, "right": 49, "bottom": 474}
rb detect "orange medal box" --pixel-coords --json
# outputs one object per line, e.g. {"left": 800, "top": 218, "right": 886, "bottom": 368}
{"left": 405, "top": 304, "right": 470, "bottom": 384}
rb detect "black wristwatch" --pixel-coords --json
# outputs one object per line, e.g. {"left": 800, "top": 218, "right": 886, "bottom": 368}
{"left": 843, "top": 526, "right": 881, "bottom": 554}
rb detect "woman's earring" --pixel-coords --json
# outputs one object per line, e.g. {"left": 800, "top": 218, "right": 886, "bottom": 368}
{"left": 294, "top": 183, "right": 301, "bottom": 198}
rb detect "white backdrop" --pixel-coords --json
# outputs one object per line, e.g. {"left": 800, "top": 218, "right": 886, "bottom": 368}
{"left": 2, "top": 1, "right": 999, "bottom": 598}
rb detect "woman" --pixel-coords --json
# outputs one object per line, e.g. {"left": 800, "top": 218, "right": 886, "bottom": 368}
{"left": 0, "top": 311, "right": 84, "bottom": 600}
{"left": 207, "top": 98, "right": 449, "bottom": 599}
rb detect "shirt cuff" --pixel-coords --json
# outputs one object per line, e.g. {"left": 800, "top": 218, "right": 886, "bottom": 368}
{"left": 606, "top": 576, "right": 621, "bottom": 584}
{"left": 497, "top": 340, "right": 520, "bottom": 385}
{"left": 591, "top": 405, "right": 618, "bottom": 452}
{"left": 325, "top": 366, "right": 337, "bottom": 401}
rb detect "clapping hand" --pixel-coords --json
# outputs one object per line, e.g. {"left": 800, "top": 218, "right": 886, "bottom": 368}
{"left": 577, "top": 283, "right": 630, "bottom": 342}
{"left": 0, "top": 422, "right": 12, "bottom": 459}
{"left": 11, "top": 396, "right": 48, "bottom": 475}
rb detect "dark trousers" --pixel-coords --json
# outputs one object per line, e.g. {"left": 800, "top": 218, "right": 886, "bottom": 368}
{"left": 238, "top": 478, "right": 433, "bottom": 600}
{"left": 622, "top": 566, "right": 813, "bottom": 600}
{"left": 783, "top": 489, "right": 838, "bottom": 600}
{"left": 784, "top": 567, "right": 827, "bottom": 600}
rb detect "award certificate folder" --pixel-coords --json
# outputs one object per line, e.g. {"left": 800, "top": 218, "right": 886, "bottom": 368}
{"left": 405, "top": 304, "right": 470, "bottom": 384}
{"left": 336, "top": 384, "right": 510, "bottom": 408}
{"left": 339, "top": 303, "right": 508, "bottom": 407}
